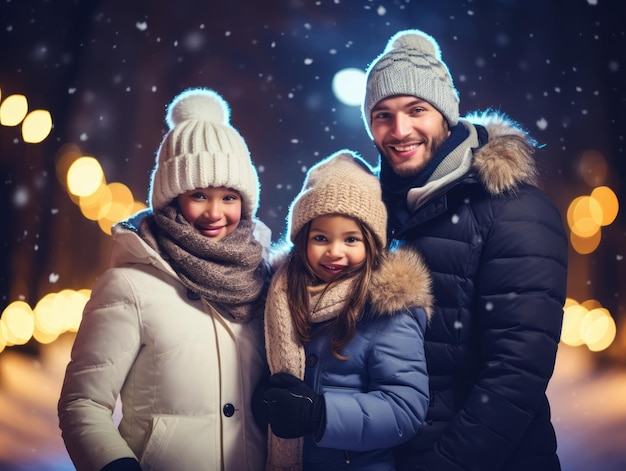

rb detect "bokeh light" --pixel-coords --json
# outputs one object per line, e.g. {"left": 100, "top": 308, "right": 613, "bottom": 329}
{"left": 67, "top": 156, "right": 105, "bottom": 197}
{"left": 332, "top": 68, "right": 366, "bottom": 107}
{"left": 0, "top": 93, "right": 28, "bottom": 126}
{"left": 21, "top": 109, "right": 52, "bottom": 143}
{"left": 567, "top": 195, "right": 602, "bottom": 238}
{"left": 560, "top": 298, "right": 616, "bottom": 351}
{"left": 1, "top": 301, "right": 35, "bottom": 346}
{"left": 590, "top": 186, "right": 619, "bottom": 226}
{"left": 566, "top": 185, "right": 619, "bottom": 255}
{"left": 569, "top": 230, "right": 601, "bottom": 255}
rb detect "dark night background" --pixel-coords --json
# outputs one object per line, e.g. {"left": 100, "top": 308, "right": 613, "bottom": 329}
{"left": 1, "top": 1, "right": 625, "bottom": 470}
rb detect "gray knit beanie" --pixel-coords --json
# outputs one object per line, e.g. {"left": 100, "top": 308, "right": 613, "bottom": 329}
{"left": 149, "top": 88, "right": 260, "bottom": 219}
{"left": 288, "top": 150, "right": 387, "bottom": 248}
{"left": 362, "top": 29, "right": 460, "bottom": 138}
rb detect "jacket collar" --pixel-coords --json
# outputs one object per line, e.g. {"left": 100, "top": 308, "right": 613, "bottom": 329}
{"left": 466, "top": 110, "right": 538, "bottom": 195}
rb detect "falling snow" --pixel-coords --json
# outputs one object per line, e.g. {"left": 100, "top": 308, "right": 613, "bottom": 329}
{"left": 536, "top": 117, "right": 548, "bottom": 130}
{"left": 1, "top": 1, "right": 625, "bottom": 470}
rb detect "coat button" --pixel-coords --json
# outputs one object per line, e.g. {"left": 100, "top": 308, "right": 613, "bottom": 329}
{"left": 223, "top": 403, "right": 235, "bottom": 417}
{"left": 305, "top": 354, "right": 317, "bottom": 367}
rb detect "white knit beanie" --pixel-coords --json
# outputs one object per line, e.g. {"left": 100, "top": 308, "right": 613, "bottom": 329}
{"left": 362, "top": 29, "right": 460, "bottom": 138}
{"left": 288, "top": 149, "right": 387, "bottom": 248}
{"left": 149, "top": 88, "right": 260, "bottom": 219}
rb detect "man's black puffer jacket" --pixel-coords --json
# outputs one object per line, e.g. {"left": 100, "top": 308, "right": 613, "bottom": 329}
{"left": 387, "top": 111, "right": 568, "bottom": 471}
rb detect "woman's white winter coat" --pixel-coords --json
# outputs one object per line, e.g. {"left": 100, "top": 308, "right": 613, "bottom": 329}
{"left": 58, "top": 219, "right": 267, "bottom": 471}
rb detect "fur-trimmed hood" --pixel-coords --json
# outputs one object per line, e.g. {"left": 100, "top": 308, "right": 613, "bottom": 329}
{"left": 370, "top": 246, "right": 433, "bottom": 320}
{"left": 465, "top": 110, "right": 539, "bottom": 195}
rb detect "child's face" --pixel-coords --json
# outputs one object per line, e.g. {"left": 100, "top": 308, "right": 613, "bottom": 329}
{"left": 306, "top": 214, "right": 366, "bottom": 283}
{"left": 177, "top": 186, "right": 242, "bottom": 241}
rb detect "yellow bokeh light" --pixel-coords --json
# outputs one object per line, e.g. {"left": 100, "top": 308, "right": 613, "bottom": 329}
{"left": 563, "top": 297, "right": 578, "bottom": 308}
{"left": 567, "top": 195, "right": 602, "bottom": 238}
{"left": 109, "top": 182, "right": 135, "bottom": 213}
{"left": 569, "top": 229, "right": 601, "bottom": 255}
{"left": 581, "top": 308, "right": 616, "bottom": 352}
{"left": 22, "top": 109, "right": 53, "bottom": 143}
{"left": 67, "top": 156, "right": 105, "bottom": 197}
{"left": 587, "top": 315, "right": 617, "bottom": 352}
{"left": 1, "top": 301, "right": 35, "bottom": 345}
{"left": 57, "top": 289, "right": 89, "bottom": 332}
{"left": 0, "top": 94, "right": 28, "bottom": 126}
{"left": 1, "top": 316, "right": 18, "bottom": 346}
{"left": 561, "top": 304, "right": 588, "bottom": 346}
{"left": 32, "top": 325, "right": 60, "bottom": 344}
{"left": 79, "top": 182, "right": 112, "bottom": 221}
{"left": 0, "top": 320, "right": 9, "bottom": 352}
{"left": 590, "top": 186, "right": 619, "bottom": 226}
{"left": 581, "top": 299, "right": 603, "bottom": 310}
{"left": 97, "top": 202, "right": 131, "bottom": 235}
{"left": 33, "top": 292, "right": 66, "bottom": 336}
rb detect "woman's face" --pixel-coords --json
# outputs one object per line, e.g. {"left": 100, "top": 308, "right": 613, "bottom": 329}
{"left": 177, "top": 186, "right": 242, "bottom": 241}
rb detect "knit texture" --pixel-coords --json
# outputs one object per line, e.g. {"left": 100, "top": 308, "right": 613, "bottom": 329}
{"left": 287, "top": 150, "right": 387, "bottom": 248}
{"left": 138, "top": 205, "right": 269, "bottom": 322}
{"left": 264, "top": 265, "right": 355, "bottom": 471}
{"left": 362, "top": 29, "right": 460, "bottom": 137}
{"left": 149, "top": 88, "right": 260, "bottom": 219}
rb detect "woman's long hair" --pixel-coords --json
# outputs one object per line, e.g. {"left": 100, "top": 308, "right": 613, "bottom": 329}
{"left": 286, "top": 217, "right": 381, "bottom": 360}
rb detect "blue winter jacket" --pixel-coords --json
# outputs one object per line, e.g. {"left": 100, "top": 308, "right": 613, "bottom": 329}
{"left": 267, "top": 247, "right": 434, "bottom": 471}
{"left": 385, "top": 112, "right": 568, "bottom": 471}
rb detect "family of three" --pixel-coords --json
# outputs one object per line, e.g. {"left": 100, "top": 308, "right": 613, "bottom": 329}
{"left": 58, "top": 28, "right": 568, "bottom": 471}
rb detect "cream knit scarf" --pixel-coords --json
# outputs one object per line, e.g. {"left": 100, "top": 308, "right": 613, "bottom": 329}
{"left": 139, "top": 204, "right": 268, "bottom": 323}
{"left": 264, "top": 263, "right": 354, "bottom": 470}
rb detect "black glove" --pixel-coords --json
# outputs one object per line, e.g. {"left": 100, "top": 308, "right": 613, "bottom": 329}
{"left": 263, "top": 372, "right": 326, "bottom": 440}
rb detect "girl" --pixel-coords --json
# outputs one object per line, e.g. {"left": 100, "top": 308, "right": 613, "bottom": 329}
{"left": 58, "top": 88, "right": 271, "bottom": 471}
{"left": 258, "top": 150, "right": 433, "bottom": 470}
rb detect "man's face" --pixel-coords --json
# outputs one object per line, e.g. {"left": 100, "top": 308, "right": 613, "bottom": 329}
{"left": 370, "top": 95, "right": 451, "bottom": 177}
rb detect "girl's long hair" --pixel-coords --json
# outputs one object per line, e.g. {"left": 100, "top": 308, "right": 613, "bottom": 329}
{"left": 286, "top": 218, "right": 381, "bottom": 360}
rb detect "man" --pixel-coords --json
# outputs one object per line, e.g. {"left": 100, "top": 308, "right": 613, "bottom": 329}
{"left": 361, "top": 29, "right": 568, "bottom": 471}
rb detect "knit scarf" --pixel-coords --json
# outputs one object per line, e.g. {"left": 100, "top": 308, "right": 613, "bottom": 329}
{"left": 138, "top": 204, "right": 268, "bottom": 323}
{"left": 380, "top": 123, "right": 470, "bottom": 230}
{"left": 264, "top": 263, "right": 354, "bottom": 471}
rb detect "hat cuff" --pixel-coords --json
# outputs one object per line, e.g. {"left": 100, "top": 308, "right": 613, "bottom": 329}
{"left": 150, "top": 151, "right": 259, "bottom": 218}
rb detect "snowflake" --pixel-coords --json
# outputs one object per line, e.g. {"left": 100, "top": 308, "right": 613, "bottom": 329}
{"left": 536, "top": 117, "right": 548, "bottom": 130}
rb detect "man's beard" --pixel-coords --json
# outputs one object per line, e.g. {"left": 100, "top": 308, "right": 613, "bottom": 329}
{"left": 377, "top": 132, "right": 448, "bottom": 178}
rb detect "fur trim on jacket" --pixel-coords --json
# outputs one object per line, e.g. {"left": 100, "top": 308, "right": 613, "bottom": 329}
{"left": 466, "top": 110, "right": 539, "bottom": 195}
{"left": 370, "top": 246, "right": 433, "bottom": 320}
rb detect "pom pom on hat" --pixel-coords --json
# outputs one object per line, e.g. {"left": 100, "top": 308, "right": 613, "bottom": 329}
{"left": 166, "top": 89, "right": 230, "bottom": 129}
{"left": 362, "top": 29, "right": 460, "bottom": 138}
{"left": 288, "top": 149, "right": 387, "bottom": 249}
{"left": 149, "top": 88, "right": 260, "bottom": 219}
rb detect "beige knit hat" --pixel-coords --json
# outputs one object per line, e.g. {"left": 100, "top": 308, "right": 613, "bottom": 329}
{"left": 288, "top": 149, "right": 387, "bottom": 248}
{"left": 148, "top": 88, "right": 260, "bottom": 219}
{"left": 362, "top": 29, "right": 460, "bottom": 138}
